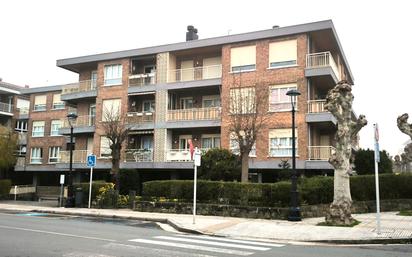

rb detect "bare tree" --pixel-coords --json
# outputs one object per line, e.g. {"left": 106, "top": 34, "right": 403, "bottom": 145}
{"left": 397, "top": 113, "right": 412, "bottom": 171}
{"left": 324, "top": 81, "right": 367, "bottom": 225}
{"left": 101, "top": 107, "right": 129, "bottom": 190}
{"left": 226, "top": 74, "right": 268, "bottom": 182}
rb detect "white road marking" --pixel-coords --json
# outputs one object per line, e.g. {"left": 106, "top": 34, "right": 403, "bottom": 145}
{"left": 105, "top": 242, "right": 217, "bottom": 257}
{"left": 128, "top": 238, "right": 254, "bottom": 256}
{"left": 177, "top": 234, "right": 285, "bottom": 247}
{"left": 0, "top": 225, "right": 115, "bottom": 242}
{"left": 63, "top": 252, "right": 116, "bottom": 257}
{"left": 155, "top": 235, "right": 271, "bottom": 251}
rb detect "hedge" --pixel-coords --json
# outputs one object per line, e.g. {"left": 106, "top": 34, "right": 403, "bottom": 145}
{"left": 142, "top": 174, "right": 412, "bottom": 207}
{"left": 0, "top": 179, "right": 12, "bottom": 199}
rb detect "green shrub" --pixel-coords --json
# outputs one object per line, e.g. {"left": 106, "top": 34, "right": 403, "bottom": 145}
{"left": 300, "top": 176, "right": 333, "bottom": 205}
{"left": 0, "top": 179, "right": 12, "bottom": 199}
{"left": 198, "top": 148, "right": 241, "bottom": 181}
{"left": 74, "top": 180, "right": 111, "bottom": 205}
{"left": 143, "top": 180, "right": 291, "bottom": 207}
{"left": 142, "top": 174, "right": 412, "bottom": 207}
{"left": 353, "top": 148, "right": 393, "bottom": 175}
{"left": 119, "top": 169, "right": 141, "bottom": 195}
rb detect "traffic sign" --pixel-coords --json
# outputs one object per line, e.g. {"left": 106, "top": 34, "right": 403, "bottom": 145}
{"left": 194, "top": 148, "right": 201, "bottom": 167}
{"left": 87, "top": 154, "right": 96, "bottom": 167}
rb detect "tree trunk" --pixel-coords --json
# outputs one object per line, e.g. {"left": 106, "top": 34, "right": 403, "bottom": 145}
{"left": 326, "top": 167, "right": 353, "bottom": 224}
{"left": 241, "top": 153, "right": 249, "bottom": 182}
{"left": 111, "top": 146, "right": 121, "bottom": 191}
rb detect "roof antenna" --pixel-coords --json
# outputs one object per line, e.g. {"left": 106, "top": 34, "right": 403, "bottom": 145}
{"left": 227, "top": 29, "right": 232, "bottom": 35}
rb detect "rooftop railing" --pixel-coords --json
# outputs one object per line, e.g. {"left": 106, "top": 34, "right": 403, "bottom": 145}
{"left": 168, "top": 64, "right": 222, "bottom": 83}
{"left": 306, "top": 52, "right": 340, "bottom": 80}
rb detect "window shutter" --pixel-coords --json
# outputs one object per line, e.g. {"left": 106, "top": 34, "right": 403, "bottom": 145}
{"left": 53, "top": 94, "right": 61, "bottom": 104}
{"left": 269, "top": 40, "right": 297, "bottom": 64}
{"left": 34, "top": 95, "right": 47, "bottom": 105}
{"left": 230, "top": 45, "right": 256, "bottom": 67}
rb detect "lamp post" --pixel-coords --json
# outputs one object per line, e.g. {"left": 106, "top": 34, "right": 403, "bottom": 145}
{"left": 286, "top": 89, "right": 301, "bottom": 221}
{"left": 65, "top": 112, "right": 78, "bottom": 207}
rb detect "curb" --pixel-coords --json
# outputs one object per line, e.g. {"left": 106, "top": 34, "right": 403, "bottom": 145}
{"left": 1, "top": 206, "right": 411, "bottom": 245}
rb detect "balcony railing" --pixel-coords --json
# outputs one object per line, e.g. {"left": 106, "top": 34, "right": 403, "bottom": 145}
{"left": 17, "top": 107, "right": 29, "bottom": 115}
{"left": 62, "top": 115, "right": 95, "bottom": 128}
{"left": 16, "top": 157, "right": 26, "bottom": 167}
{"left": 166, "top": 149, "right": 192, "bottom": 162}
{"left": 306, "top": 52, "right": 340, "bottom": 80}
{"left": 61, "top": 80, "right": 97, "bottom": 95}
{"left": 307, "top": 146, "right": 336, "bottom": 160}
{"left": 168, "top": 64, "right": 222, "bottom": 83}
{"left": 126, "top": 112, "right": 154, "bottom": 124}
{"left": 167, "top": 107, "right": 221, "bottom": 121}
{"left": 124, "top": 149, "right": 153, "bottom": 162}
{"left": 129, "top": 73, "right": 156, "bottom": 87}
{"left": 59, "top": 150, "right": 92, "bottom": 163}
{"left": 307, "top": 100, "right": 327, "bottom": 113}
{"left": 0, "top": 102, "right": 13, "bottom": 113}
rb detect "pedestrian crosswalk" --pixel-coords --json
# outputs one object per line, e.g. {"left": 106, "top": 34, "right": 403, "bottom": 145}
{"left": 128, "top": 234, "right": 285, "bottom": 256}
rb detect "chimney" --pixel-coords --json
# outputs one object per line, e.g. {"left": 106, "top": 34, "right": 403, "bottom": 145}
{"left": 186, "top": 25, "right": 199, "bottom": 41}
{"left": 272, "top": 25, "right": 280, "bottom": 29}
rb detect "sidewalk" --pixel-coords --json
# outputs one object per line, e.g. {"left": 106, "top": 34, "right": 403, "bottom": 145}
{"left": 1, "top": 201, "right": 411, "bottom": 244}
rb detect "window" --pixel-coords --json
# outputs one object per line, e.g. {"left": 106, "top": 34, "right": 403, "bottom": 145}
{"left": 30, "top": 147, "right": 42, "bottom": 164}
{"left": 17, "top": 145, "right": 27, "bottom": 156}
{"left": 52, "top": 94, "right": 65, "bottom": 109}
{"left": 15, "top": 120, "right": 28, "bottom": 132}
{"left": 34, "top": 95, "right": 47, "bottom": 111}
{"left": 142, "top": 100, "right": 155, "bottom": 112}
{"left": 230, "top": 45, "right": 256, "bottom": 72}
{"left": 100, "top": 136, "right": 111, "bottom": 157}
{"left": 269, "top": 39, "right": 297, "bottom": 68}
{"left": 201, "top": 134, "right": 221, "bottom": 149}
{"left": 50, "top": 120, "right": 62, "bottom": 136}
{"left": 32, "top": 121, "right": 45, "bottom": 137}
{"left": 91, "top": 70, "right": 97, "bottom": 89}
{"left": 230, "top": 87, "right": 256, "bottom": 114}
{"left": 269, "top": 128, "right": 297, "bottom": 157}
{"left": 202, "top": 95, "right": 221, "bottom": 108}
{"left": 48, "top": 146, "right": 61, "bottom": 163}
{"left": 230, "top": 138, "right": 256, "bottom": 157}
{"left": 180, "top": 97, "right": 193, "bottom": 109}
{"left": 104, "top": 64, "right": 122, "bottom": 85}
{"left": 269, "top": 84, "right": 297, "bottom": 111}
{"left": 16, "top": 99, "right": 30, "bottom": 114}
{"left": 102, "top": 99, "right": 121, "bottom": 121}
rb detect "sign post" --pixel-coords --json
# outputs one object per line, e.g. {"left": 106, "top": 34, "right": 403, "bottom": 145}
{"left": 59, "top": 174, "right": 65, "bottom": 207}
{"left": 87, "top": 154, "right": 96, "bottom": 209}
{"left": 373, "top": 123, "right": 381, "bottom": 234}
{"left": 193, "top": 147, "right": 201, "bottom": 225}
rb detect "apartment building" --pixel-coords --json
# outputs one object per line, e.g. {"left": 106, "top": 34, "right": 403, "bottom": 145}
{"left": 12, "top": 20, "right": 354, "bottom": 185}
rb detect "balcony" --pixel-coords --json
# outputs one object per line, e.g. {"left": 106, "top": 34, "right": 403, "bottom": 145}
{"left": 61, "top": 80, "right": 97, "bottom": 101}
{"left": 126, "top": 112, "right": 154, "bottom": 123}
{"left": 166, "top": 149, "right": 192, "bottom": 162}
{"left": 168, "top": 65, "right": 222, "bottom": 83}
{"left": 0, "top": 102, "right": 13, "bottom": 115}
{"left": 306, "top": 100, "right": 336, "bottom": 125}
{"left": 167, "top": 107, "right": 221, "bottom": 128}
{"left": 60, "top": 115, "right": 96, "bottom": 134}
{"left": 129, "top": 73, "right": 156, "bottom": 87}
{"left": 306, "top": 52, "right": 340, "bottom": 82}
{"left": 307, "top": 146, "right": 335, "bottom": 161}
{"left": 124, "top": 149, "right": 153, "bottom": 162}
{"left": 59, "top": 150, "right": 91, "bottom": 163}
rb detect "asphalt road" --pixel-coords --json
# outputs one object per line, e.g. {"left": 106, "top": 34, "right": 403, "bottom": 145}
{"left": 0, "top": 210, "right": 411, "bottom": 257}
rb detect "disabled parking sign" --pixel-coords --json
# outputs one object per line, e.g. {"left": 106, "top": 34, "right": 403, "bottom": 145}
{"left": 87, "top": 154, "right": 96, "bottom": 168}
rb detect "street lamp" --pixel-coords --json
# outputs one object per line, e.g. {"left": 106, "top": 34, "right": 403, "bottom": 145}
{"left": 286, "top": 89, "right": 301, "bottom": 221}
{"left": 65, "top": 112, "right": 78, "bottom": 208}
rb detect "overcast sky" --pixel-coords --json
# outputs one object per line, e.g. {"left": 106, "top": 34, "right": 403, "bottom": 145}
{"left": 0, "top": 0, "right": 411, "bottom": 156}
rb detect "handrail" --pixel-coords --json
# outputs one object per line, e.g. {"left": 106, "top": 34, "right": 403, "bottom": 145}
{"left": 61, "top": 115, "right": 95, "bottom": 128}
{"left": 61, "top": 80, "right": 97, "bottom": 95}
{"left": 307, "top": 146, "right": 336, "bottom": 160}
{"left": 168, "top": 64, "right": 222, "bottom": 83}
{"left": 167, "top": 107, "right": 221, "bottom": 121}
{"left": 307, "top": 99, "right": 327, "bottom": 113}
{"left": 306, "top": 52, "right": 340, "bottom": 80}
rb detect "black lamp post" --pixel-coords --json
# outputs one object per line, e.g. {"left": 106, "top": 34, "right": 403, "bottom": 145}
{"left": 65, "top": 112, "right": 78, "bottom": 208}
{"left": 286, "top": 89, "right": 301, "bottom": 221}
